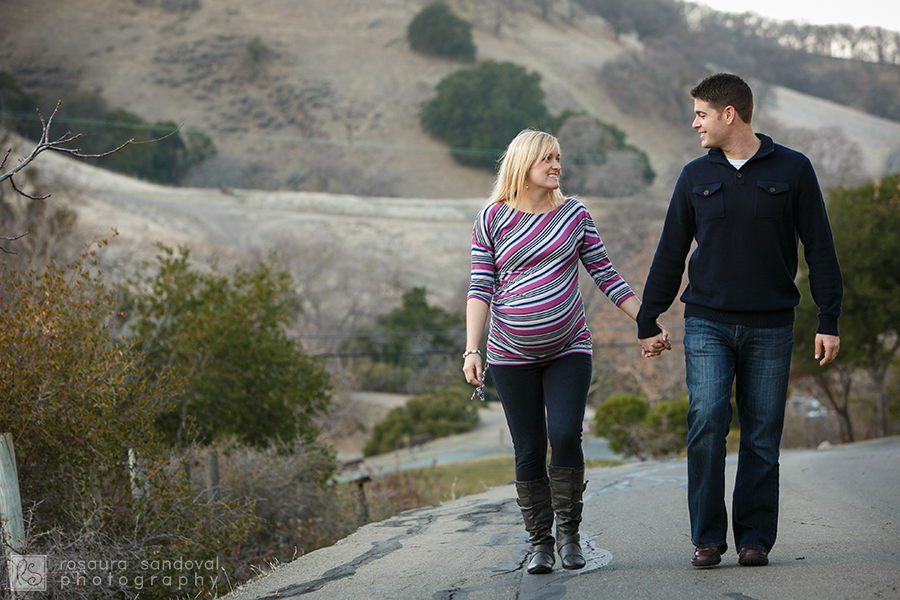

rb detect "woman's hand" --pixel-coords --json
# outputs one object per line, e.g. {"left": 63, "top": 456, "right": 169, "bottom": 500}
{"left": 463, "top": 352, "right": 484, "bottom": 386}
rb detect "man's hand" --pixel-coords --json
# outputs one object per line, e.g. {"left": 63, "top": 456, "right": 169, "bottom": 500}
{"left": 815, "top": 333, "right": 840, "bottom": 366}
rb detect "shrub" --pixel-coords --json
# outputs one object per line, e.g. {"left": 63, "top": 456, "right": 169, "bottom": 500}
{"left": 247, "top": 36, "right": 270, "bottom": 62}
{"left": 641, "top": 397, "right": 689, "bottom": 457}
{"left": 0, "top": 243, "right": 256, "bottom": 599}
{"left": 363, "top": 385, "right": 480, "bottom": 456}
{"left": 119, "top": 244, "right": 333, "bottom": 448}
{"left": 592, "top": 394, "right": 690, "bottom": 459}
{"left": 407, "top": 3, "right": 476, "bottom": 62}
{"left": 421, "top": 60, "right": 548, "bottom": 168}
{"left": 592, "top": 393, "right": 648, "bottom": 457}
{"left": 349, "top": 286, "right": 464, "bottom": 393}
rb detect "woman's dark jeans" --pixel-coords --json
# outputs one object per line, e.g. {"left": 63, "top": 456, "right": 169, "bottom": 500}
{"left": 490, "top": 353, "right": 592, "bottom": 482}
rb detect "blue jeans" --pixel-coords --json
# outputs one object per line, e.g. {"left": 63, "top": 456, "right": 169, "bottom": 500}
{"left": 683, "top": 317, "right": 794, "bottom": 553}
{"left": 489, "top": 353, "right": 592, "bottom": 481}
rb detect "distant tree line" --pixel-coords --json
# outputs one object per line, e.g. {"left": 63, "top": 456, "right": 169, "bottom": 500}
{"left": 581, "top": 0, "right": 900, "bottom": 124}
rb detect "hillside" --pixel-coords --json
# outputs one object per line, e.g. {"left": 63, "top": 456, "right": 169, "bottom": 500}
{"left": 4, "top": 0, "right": 900, "bottom": 196}
{"left": 0, "top": 0, "right": 642, "bottom": 197}
{"left": 3, "top": 0, "right": 900, "bottom": 313}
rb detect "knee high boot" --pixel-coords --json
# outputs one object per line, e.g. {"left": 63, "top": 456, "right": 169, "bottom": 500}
{"left": 515, "top": 477, "right": 555, "bottom": 574}
{"left": 549, "top": 465, "right": 587, "bottom": 570}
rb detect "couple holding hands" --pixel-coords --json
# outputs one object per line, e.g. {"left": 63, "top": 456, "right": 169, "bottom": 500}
{"left": 462, "top": 74, "right": 842, "bottom": 573}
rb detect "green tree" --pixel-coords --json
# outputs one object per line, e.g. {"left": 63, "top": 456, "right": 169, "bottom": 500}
{"left": 407, "top": 2, "right": 476, "bottom": 62}
{"left": 17, "top": 87, "right": 217, "bottom": 184}
{"left": 421, "top": 60, "right": 549, "bottom": 168}
{"left": 793, "top": 174, "right": 900, "bottom": 441}
{"left": 0, "top": 70, "right": 43, "bottom": 138}
{"left": 360, "top": 286, "right": 463, "bottom": 366}
{"left": 122, "top": 245, "right": 332, "bottom": 447}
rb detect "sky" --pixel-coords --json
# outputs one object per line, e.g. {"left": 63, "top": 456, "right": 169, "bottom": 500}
{"left": 692, "top": 0, "right": 900, "bottom": 33}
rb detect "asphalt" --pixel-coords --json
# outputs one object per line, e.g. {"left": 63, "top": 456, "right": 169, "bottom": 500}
{"left": 224, "top": 436, "right": 900, "bottom": 600}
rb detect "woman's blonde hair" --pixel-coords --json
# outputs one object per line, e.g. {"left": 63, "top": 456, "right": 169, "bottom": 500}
{"left": 487, "top": 129, "right": 566, "bottom": 207}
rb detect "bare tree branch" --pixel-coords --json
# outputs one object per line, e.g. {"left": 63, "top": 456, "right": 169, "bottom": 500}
{"left": 1, "top": 99, "right": 177, "bottom": 252}
{"left": 1, "top": 100, "right": 180, "bottom": 191}
{"left": 0, "top": 233, "right": 28, "bottom": 254}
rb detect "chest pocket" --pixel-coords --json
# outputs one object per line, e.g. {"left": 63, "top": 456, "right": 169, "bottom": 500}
{"left": 756, "top": 180, "right": 791, "bottom": 219}
{"left": 692, "top": 182, "right": 724, "bottom": 221}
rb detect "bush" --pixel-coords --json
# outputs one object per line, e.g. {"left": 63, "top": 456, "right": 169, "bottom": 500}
{"left": 246, "top": 36, "right": 270, "bottom": 62}
{"left": 119, "top": 245, "right": 332, "bottom": 448}
{"left": 349, "top": 286, "right": 464, "bottom": 393}
{"left": 592, "top": 394, "right": 690, "bottom": 459}
{"left": 592, "top": 393, "right": 648, "bottom": 457}
{"left": 407, "top": 3, "right": 476, "bottom": 62}
{"left": 0, "top": 244, "right": 256, "bottom": 600}
{"left": 363, "top": 385, "right": 480, "bottom": 456}
{"left": 421, "top": 60, "right": 548, "bottom": 168}
{"left": 641, "top": 397, "right": 689, "bottom": 457}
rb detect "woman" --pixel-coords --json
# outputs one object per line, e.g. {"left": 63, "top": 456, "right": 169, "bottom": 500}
{"left": 463, "top": 129, "right": 667, "bottom": 574}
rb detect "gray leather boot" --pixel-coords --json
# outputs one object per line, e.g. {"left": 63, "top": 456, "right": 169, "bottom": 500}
{"left": 515, "top": 477, "right": 555, "bottom": 574}
{"left": 548, "top": 465, "right": 587, "bottom": 570}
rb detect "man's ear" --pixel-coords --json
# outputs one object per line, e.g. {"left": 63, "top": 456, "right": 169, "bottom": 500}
{"left": 723, "top": 106, "right": 737, "bottom": 125}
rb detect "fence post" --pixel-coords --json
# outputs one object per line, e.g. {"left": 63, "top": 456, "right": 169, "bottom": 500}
{"left": 1, "top": 433, "right": 26, "bottom": 596}
{"left": 205, "top": 449, "right": 219, "bottom": 495}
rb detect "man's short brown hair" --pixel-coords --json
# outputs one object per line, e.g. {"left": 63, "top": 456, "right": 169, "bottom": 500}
{"left": 691, "top": 73, "right": 754, "bottom": 124}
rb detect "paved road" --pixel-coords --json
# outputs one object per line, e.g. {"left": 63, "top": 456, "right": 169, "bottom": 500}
{"left": 225, "top": 436, "right": 899, "bottom": 600}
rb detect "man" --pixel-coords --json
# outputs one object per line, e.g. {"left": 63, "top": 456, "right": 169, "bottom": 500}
{"left": 637, "top": 73, "right": 842, "bottom": 568}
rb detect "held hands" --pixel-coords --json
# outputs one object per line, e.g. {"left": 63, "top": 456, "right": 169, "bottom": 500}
{"left": 639, "top": 323, "right": 672, "bottom": 358}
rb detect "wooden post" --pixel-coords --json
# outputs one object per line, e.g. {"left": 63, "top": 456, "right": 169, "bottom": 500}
{"left": 205, "top": 449, "right": 219, "bottom": 495}
{"left": 1, "top": 433, "right": 26, "bottom": 595}
{"left": 128, "top": 448, "right": 146, "bottom": 499}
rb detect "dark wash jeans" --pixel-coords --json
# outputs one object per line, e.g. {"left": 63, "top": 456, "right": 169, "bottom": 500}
{"left": 489, "top": 353, "right": 592, "bottom": 482}
{"left": 683, "top": 317, "right": 794, "bottom": 553}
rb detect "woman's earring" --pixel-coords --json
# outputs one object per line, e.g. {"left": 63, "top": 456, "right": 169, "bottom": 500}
{"left": 525, "top": 185, "right": 529, "bottom": 189}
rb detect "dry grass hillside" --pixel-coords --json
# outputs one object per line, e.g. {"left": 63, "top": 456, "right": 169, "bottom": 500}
{"left": 3, "top": 0, "right": 900, "bottom": 310}
{"left": 1, "top": 0, "right": 661, "bottom": 197}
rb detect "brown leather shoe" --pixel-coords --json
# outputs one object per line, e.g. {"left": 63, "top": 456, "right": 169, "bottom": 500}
{"left": 738, "top": 547, "right": 769, "bottom": 566}
{"left": 691, "top": 544, "right": 727, "bottom": 568}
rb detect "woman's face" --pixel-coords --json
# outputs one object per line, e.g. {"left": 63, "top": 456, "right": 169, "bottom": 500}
{"left": 525, "top": 145, "right": 561, "bottom": 192}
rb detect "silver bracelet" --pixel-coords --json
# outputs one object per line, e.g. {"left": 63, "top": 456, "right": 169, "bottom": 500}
{"left": 462, "top": 349, "right": 481, "bottom": 359}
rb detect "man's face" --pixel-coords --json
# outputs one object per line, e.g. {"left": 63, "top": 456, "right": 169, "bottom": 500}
{"left": 692, "top": 99, "right": 727, "bottom": 149}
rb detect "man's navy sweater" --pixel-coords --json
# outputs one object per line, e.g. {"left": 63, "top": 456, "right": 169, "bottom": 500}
{"left": 637, "top": 134, "right": 843, "bottom": 339}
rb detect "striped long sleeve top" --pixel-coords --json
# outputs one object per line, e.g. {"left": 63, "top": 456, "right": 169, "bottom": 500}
{"left": 468, "top": 197, "right": 635, "bottom": 365}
